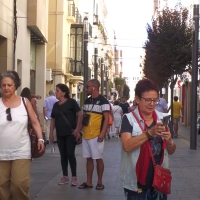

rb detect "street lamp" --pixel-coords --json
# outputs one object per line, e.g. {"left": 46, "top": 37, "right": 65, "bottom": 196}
{"left": 83, "top": 12, "right": 89, "bottom": 100}
{"left": 190, "top": 0, "right": 199, "bottom": 150}
{"left": 101, "top": 48, "right": 104, "bottom": 94}
{"left": 94, "top": 36, "right": 98, "bottom": 79}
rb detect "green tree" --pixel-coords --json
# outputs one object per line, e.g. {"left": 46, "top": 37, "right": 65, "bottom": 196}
{"left": 114, "top": 77, "right": 125, "bottom": 99}
{"left": 123, "top": 84, "right": 130, "bottom": 100}
{"left": 143, "top": 6, "right": 193, "bottom": 89}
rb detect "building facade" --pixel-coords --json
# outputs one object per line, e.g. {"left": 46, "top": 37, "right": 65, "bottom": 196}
{"left": 0, "top": 0, "right": 48, "bottom": 123}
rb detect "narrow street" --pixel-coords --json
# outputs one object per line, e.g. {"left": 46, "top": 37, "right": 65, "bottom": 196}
{"left": 30, "top": 125, "right": 200, "bottom": 200}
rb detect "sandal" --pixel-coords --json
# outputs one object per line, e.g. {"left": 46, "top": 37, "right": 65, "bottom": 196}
{"left": 95, "top": 183, "right": 104, "bottom": 190}
{"left": 78, "top": 182, "right": 93, "bottom": 189}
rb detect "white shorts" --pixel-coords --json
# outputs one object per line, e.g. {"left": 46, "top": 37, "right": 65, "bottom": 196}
{"left": 82, "top": 137, "right": 104, "bottom": 159}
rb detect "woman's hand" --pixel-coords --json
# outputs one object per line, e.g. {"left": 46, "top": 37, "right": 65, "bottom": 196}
{"left": 148, "top": 122, "right": 166, "bottom": 136}
{"left": 38, "top": 141, "right": 45, "bottom": 153}
{"left": 160, "top": 126, "right": 173, "bottom": 144}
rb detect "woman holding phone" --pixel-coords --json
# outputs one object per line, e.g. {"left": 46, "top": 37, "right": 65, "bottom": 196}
{"left": 120, "top": 79, "right": 176, "bottom": 200}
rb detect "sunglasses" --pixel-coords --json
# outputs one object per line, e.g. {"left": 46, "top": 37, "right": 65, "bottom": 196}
{"left": 86, "top": 85, "right": 93, "bottom": 89}
{"left": 6, "top": 108, "right": 12, "bottom": 121}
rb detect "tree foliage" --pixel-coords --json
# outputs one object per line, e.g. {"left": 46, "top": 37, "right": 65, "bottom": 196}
{"left": 123, "top": 84, "right": 130, "bottom": 100}
{"left": 143, "top": 6, "right": 193, "bottom": 89}
{"left": 114, "top": 77, "right": 125, "bottom": 97}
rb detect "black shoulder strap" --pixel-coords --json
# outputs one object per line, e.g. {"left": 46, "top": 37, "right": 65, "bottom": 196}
{"left": 58, "top": 105, "right": 73, "bottom": 132}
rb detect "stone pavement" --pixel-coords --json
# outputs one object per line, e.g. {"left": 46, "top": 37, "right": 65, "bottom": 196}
{"left": 30, "top": 126, "right": 200, "bottom": 200}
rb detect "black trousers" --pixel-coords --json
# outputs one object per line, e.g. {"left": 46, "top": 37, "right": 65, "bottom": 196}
{"left": 57, "top": 135, "right": 76, "bottom": 177}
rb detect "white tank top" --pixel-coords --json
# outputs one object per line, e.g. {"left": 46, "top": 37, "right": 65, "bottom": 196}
{"left": 0, "top": 97, "right": 31, "bottom": 160}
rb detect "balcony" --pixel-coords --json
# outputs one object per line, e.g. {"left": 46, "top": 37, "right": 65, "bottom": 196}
{"left": 70, "top": 59, "right": 83, "bottom": 76}
{"left": 75, "top": 8, "right": 82, "bottom": 24}
{"left": 98, "top": 21, "right": 107, "bottom": 43}
{"left": 67, "top": 0, "right": 76, "bottom": 23}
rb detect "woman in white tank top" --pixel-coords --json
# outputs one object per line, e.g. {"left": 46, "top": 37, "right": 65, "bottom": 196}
{"left": 0, "top": 71, "right": 45, "bottom": 200}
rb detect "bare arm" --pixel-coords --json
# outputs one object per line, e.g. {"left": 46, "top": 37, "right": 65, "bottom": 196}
{"left": 72, "top": 110, "right": 83, "bottom": 135}
{"left": 43, "top": 107, "right": 47, "bottom": 119}
{"left": 98, "top": 111, "right": 109, "bottom": 141}
{"left": 167, "top": 105, "right": 171, "bottom": 113}
{"left": 26, "top": 99, "right": 44, "bottom": 152}
{"left": 31, "top": 94, "right": 41, "bottom": 100}
{"left": 121, "top": 132, "right": 149, "bottom": 152}
{"left": 31, "top": 98, "right": 40, "bottom": 121}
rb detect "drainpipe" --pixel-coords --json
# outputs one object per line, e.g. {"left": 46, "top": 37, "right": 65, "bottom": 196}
{"left": 13, "top": 0, "right": 17, "bottom": 71}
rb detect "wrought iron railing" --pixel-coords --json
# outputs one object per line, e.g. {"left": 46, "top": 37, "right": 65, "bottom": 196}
{"left": 75, "top": 8, "right": 82, "bottom": 24}
{"left": 68, "top": 1, "right": 75, "bottom": 17}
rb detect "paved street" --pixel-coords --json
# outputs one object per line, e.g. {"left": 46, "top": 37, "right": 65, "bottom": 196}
{"left": 30, "top": 125, "right": 200, "bottom": 200}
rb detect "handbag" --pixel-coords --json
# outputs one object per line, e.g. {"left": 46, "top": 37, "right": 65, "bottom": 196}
{"left": 59, "top": 108, "right": 82, "bottom": 145}
{"left": 22, "top": 98, "right": 45, "bottom": 159}
{"left": 148, "top": 143, "right": 172, "bottom": 194}
{"left": 132, "top": 111, "right": 172, "bottom": 194}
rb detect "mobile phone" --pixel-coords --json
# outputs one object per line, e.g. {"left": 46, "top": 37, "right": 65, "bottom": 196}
{"left": 161, "top": 115, "right": 171, "bottom": 125}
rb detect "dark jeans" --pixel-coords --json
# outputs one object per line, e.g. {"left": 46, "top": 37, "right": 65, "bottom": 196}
{"left": 124, "top": 188, "right": 167, "bottom": 200}
{"left": 57, "top": 135, "right": 76, "bottom": 177}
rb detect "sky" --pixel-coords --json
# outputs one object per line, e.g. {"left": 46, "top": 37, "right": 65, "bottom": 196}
{"left": 104, "top": 0, "right": 154, "bottom": 77}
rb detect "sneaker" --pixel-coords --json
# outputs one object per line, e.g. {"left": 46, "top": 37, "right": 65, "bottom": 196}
{"left": 107, "top": 134, "right": 111, "bottom": 140}
{"left": 58, "top": 176, "right": 69, "bottom": 185}
{"left": 71, "top": 177, "right": 78, "bottom": 186}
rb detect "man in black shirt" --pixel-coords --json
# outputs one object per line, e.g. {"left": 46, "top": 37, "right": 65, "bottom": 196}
{"left": 119, "top": 96, "right": 130, "bottom": 114}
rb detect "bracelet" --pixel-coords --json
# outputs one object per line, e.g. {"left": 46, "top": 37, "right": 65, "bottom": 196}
{"left": 38, "top": 139, "right": 44, "bottom": 143}
{"left": 144, "top": 130, "right": 153, "bottom": 140}
{"left": 167, "top": 140, "right": 174, "bottom": 147}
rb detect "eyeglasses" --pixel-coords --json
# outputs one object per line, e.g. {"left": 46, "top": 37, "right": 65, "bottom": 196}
{"left": 6, "top": 108, "right": 12, "bottom": 121}
{"left": 86, "top": 85, "right": 93, "bottom": 89}
{"left": 140, "top": 97, "right": 159, "bottom": 104}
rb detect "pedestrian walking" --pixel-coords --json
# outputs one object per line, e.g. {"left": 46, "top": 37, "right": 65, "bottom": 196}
{"left": 0, "top": 71, "right": 45, "bottom": 200}
{"left": 49, "top": 84, "right": 82, "bottom": 186}
{"left": 119, "top": 96, "right": 130, "bottom": 114}
{"left": 21, "top": 87, "right": 41, "bottom": 124}
{"left": 128, "top": 100, "right": 138, "bottom": 112}
{"left": 120, "top": 79, "right": 176, "bottom": 200}
{"left": 167, "top": 96, "right": 183, "bottom": 138}
{"left": 155, "top": 94, "right": 168, "bottom": 113}
{"left": 78, "top": 79, "right": 109, "bottom": 190}
{"left": 43, "top": 90, "right": 58, "bottom": 144}
{"left": 112, "top": 100, "right": 123, "bottom": 137}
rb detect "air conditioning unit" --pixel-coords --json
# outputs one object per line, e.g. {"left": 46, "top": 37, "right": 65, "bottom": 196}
{"left": 46, "top": 68, "right": 52, "bottom": 81}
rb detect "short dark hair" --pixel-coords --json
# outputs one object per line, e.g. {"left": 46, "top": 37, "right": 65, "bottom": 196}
{"left": 135, "top": 79, "right": 159, "bottom": 98}
{"left": 21, "top": 87, "right": 32, "bottom": 101}
{"left": 174, "top": 96, "right": 178, "bottom": 101}
{"left": 88, "top": 79, "right": 100, "bottom": 89}
{"left": 114, "top": 100, "right": 120, "bottom": 105}
{"left": 56, "top": 83, "right": 70, "bottom": 98}
{"left": 0, "top": 70, "right": 21, "bottom": 90}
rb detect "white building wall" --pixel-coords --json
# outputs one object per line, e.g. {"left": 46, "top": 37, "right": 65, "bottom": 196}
{"left": 15, "top": 7, "right": 31, "bottom": 94}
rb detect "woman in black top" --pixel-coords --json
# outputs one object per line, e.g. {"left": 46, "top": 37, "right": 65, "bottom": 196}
{"left": 50, "top": 84, "right": 82, "bottom": 186}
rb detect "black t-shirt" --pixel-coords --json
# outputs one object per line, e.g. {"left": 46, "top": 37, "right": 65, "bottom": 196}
{"left": 119, "top": 102, "right": 130, "bottom": 114}
{"left": 120, "top": 115, "right": 163, "bottom": 189}
{"left": 51, "top": 98, "right": 81, "bottom": 136}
